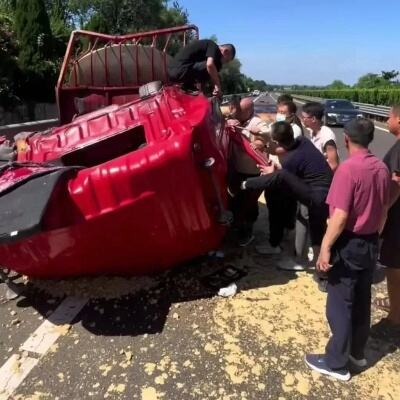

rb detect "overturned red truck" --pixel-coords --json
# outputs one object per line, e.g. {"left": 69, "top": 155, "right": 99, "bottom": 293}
{"left": 0, "top": 25, "right": 266, "bottom": 278}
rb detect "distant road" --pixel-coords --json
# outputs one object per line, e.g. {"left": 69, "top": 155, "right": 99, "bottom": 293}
{"left": 256, "top": 93, "right": 396, "bottom": 160}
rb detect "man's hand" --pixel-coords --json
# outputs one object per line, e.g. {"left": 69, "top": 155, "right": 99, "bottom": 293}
{"left": 324, "top": 144, "right": 339, "bottom": 172}
{"left": 258, "top": 163, "right": 275, "bottom": 175}
{"left": 316, "top": 245, "right": 332, "bottom": 272}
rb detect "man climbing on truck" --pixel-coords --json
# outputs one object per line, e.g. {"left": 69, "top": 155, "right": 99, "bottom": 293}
{"left": 168, "top": 39, "right": 236, "bottom": 97}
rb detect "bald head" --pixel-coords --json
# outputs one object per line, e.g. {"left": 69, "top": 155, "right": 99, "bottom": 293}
{"left": 239, "top": 97, "right": 254, "bottom": 122}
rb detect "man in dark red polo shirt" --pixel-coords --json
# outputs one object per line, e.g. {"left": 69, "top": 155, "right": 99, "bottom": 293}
{"left": 305, "top": 118, "right": 390, "bottom": 381}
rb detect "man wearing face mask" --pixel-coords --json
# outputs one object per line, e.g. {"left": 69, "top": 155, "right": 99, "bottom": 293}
{"left": 275, "top": 101, "right": 303, "bottom": 138}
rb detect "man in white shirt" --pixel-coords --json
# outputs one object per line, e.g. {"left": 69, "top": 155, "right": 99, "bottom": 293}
{"left": 301, "top": 102, "right": 339, "bottom": 171}
{"left": 297, "top": 102, "right": 340, "bottom": 287}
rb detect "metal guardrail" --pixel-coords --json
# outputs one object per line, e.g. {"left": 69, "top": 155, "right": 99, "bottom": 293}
{"left": 290, "top": 94, "right": 390, "bottom": 118}
{"left": 221, "top": 92, "right": 252, "bottom": 105}
{"left": 0, "top": 118, "right": 59, "bottom": 138}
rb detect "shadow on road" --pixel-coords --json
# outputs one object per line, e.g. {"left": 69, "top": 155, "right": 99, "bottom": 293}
{"left": 1, "top": 202, "right": 304, "bottom": 338}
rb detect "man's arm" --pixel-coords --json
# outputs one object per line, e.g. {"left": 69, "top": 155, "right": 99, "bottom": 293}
{"left": 317, "top": 208, "right": 348, "bottom": 271}
{"left": 206, "top": 57, "right": 221, "bottom": 95}
{"left": 389, "top": 175, "right": 400, "bottom": 208}
{"left": 324, "top": 143, "right": 339, "bottom": 172}
{"left": 242, "top": 169, "right": 277, "bottom": 191}
{"left": 380, "top": 174, "right": 400, "bottom": 233}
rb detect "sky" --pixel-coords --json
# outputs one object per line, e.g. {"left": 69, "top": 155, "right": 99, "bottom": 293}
{"left": 178, "top": 0, "right": 400, "bottom": 86}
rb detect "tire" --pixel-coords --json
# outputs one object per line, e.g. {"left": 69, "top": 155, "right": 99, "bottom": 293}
{"left": 139, "top": 81, "right": 163, "bottom": 99}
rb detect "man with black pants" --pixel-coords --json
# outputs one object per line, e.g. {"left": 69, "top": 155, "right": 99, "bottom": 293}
{"left": 168, "top": 40, "right": 236, "bottom": 97}
{"left": 241, "top": 121, "right": 333, "bottom": 264}
{"left": 376, "top": 105, "right": 400, "bottom": 331}
{"left": 305, "top": 118, "right": 390, "bottom": 381}
{"left": 228, "top": 97, "right": 270, "bottom": 246}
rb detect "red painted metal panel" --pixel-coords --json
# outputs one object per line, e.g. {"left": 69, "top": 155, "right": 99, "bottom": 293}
{"left": 0, "top": 87, "right": 234, "bottom": 278}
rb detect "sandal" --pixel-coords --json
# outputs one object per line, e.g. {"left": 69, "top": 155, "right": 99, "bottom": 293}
{"left": 373, "top": 297, "right": 390, "bottom": 312}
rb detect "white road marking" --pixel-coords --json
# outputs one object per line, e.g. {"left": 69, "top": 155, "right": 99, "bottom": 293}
{"left": 0, "top": 296, "right": 87, "bottom": 399}
{"left": 374, "top": 125, "right": 389, "bottom": 133}
{"left": 0, "top": 354, "right": 39, "bottom": 400}
{"left": 253, "top": 93, "right": 264, "bottom": 103}
{"left": 21, "top": 296, "right": 87, "bottom": 355}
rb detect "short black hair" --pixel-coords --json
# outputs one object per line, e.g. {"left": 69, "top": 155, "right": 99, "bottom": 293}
{"left": 271, "top": 121, "right": 295, "bottom": 149}
{"left": 302, "top": 102, "right": 324, "bottom": 120}
{"left": 277, "top": 94, "right": 293, "bottom": 104}
{"left": 279, "top": 100, "right": 297, "bottom": 115}
{"left": 221, "top": 44, "right": 236, "bottom": 59}
{"left": 344, "top": 118, "right": 374, "bottom": 147}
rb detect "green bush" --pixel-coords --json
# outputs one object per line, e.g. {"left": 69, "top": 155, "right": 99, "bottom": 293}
{"left": 289, "top": 89, "right": 400, "bottom": 106}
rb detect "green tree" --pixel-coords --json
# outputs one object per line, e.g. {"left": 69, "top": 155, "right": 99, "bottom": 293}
{"left": 0, "top": 11, "right": 20, "bottom": 107}
{"left": 82, "top": 0, "right": 163, "bottom": 34}
{"left": 328, "top": 79, "right": 349, "bottom": 89}
{"left": 15, "top": 0, "right": 52, "bottom": 67}
{"left": 48, "top": 0, "right": 72, "bottom": 58}
{"left": 220, "top": 59, "right": 247, "bottom": 94}
{"left": 355, "top": 73, "right": 388, "bottom": 89}
{"left": 14, "top": 0, "right": 57, "bottom": 105}
{"left": 159, "top": 1, "right": 188, "bottom": 28}
{"left": 381, "top": 70, "right": 399, "bottom": 82}
{"left": 253, "top": 79, "right": 269, "bottom": 91}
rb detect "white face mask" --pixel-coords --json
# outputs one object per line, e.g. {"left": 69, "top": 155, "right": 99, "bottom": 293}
{"left": 276, "top": 113, "right": 287, "bottom": 122}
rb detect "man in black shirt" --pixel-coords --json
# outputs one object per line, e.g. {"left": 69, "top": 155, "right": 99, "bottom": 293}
{"left": 168, "top": 40, "right": 236, "bottom": 97}
{"left": 242, "top": 121, "right": 333, "bottom": 267}
{"left": 378, "top": 105, "right": 400, "bottom": 329}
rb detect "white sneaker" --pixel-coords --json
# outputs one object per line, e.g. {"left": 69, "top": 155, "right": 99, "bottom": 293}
{"left": 307, "top": 246, "right": 314, "bottom": 262}
{"left": 256, "top": 243, "right": 282, "bottom": 255}
{"left": 349, "top": 355, "right": 367, "bottom": 367}
{"left": 277, "top": 257, "right": 306, "bottom": 271}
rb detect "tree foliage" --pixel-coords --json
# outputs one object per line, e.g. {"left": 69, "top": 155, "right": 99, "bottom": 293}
{"left": 381, "top": 70, "right": 399, "bottom": 82}
{"left": 327, "top": 80, "right": 349, "bottom": 89}
{"left": 0, "top": 0, "right": 191, "bottom": 107}
{"left": 0, "top": 11, "right": 20, "bottom": 107}
{"left": 15, "top": 0, "right": 52, "bottom": 67}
